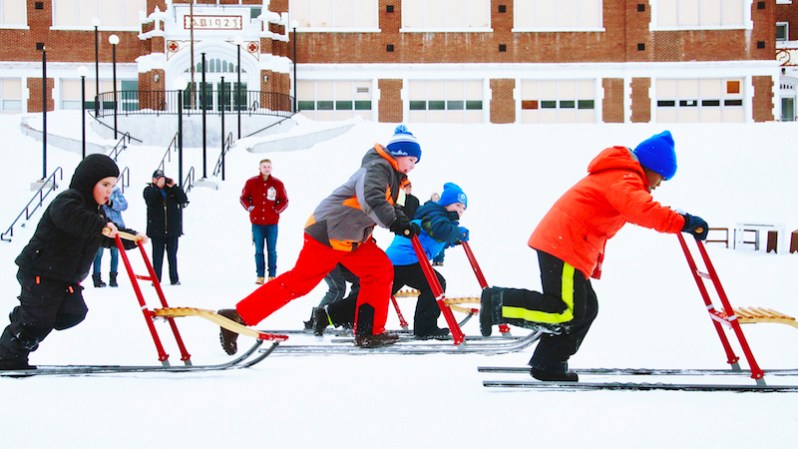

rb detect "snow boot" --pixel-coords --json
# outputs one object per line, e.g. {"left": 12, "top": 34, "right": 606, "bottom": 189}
{"left": 303, "top": 308, "right": 314, "bottom": 331}
{"left": 312, "top": 307, "right": 331, "bottom": 336}
{"left": 92, "top": 273, "right": 106, "bottom": 288}
{"left": 109, "top": 272, "right": 118, "bottom": 287}
{"left": 217, "top": 309, "right": 246, "bottom": 355}
{"left": 355, "top": 332, "right": 400, "bottom": 348}
{"left": 479, "top": 287, "right": 505, "bottom": 336}
{"left": 414, "top": 326, "right": 450, "bottom": 340}
{"left": 530, "top": 362, "right": 579, "bottom": 382}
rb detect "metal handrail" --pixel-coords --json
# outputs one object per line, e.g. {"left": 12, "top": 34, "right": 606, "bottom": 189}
{"left": 108, "top": 132, "right": 131, "bottom": 162}
{"left": 96, "top": 90, "right": 294, "bottom": 118}
{"left": 157, "top": 132, "right": 179, "bottom": 173}
{"left": 212, "top": 132, "right": 234, "bottom": 178}
{"left": 183, "top": 166, "right": 196, "bottom": 193}
{"left": 118, "top": 166, "right": 130, "bottom": 194}
{"left": 1, "top": 167, "right": 64, "bottom": 242}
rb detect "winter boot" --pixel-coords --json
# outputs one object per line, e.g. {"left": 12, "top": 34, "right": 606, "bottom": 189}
{"left": 355, "top": 332, "right": 400, "bottom": 348}
{"left": 530, "top": 362, "right": 579, "bottom": 382}
{"left": 303, "top": 308, "right": 315, "bottom": 331}
{"left": 92, "top": 273, "right": 106, "bottom": 288}
{"left": 479, "top": 287, "right": 505, "bottom": 336}
{"left": 217, "top": 309, "right": 247, "bottom": 355}
{"left": 414, "top": 326, "right": 450, "bottom": 340}
{"left": 109, "top": 272, "right": 118, "bottom": 288}
{"left": 312, "top": 307, "right": 331, "bottom": 336}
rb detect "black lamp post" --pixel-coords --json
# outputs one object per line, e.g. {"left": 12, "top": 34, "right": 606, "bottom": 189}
{"left": 92, "top": 18, "right": 100, "bottom": 116}
{"left": 201, "top": 52, "right": 207, "bottom": 178}
{"left": 109, "top": 34, "right": 119, "bottom": 140}
{"left": 175, "top": 77, "right": 187, "bottom": 188}
{"left": 220, "top": 76, "right": 226, "bottom": 181}
{"left": 234, "top": 36, "right": 243, "bottom": 138}
{"left": 41, "top": 46, "right": 47, "bottom": 180}
{"left": 291, "top": 21, "right": 298, "bottom": 113}
{"left": 78, "top": 66, "right": 88, "bottom": 159}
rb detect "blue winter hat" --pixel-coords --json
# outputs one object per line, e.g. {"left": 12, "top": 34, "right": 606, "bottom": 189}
{"left": 633, "top": 130, "right": 677, "bottom": 180}
{"left": 439, "top": 182, "right": 468, "bottom": 209}
{"left": 386, "top": 124, "right": 421, "bottom": 163}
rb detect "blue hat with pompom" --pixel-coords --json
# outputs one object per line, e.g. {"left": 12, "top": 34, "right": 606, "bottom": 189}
{"left": 633, "top": 130, "right": 677, "bottom": 180}
{"left": 387, "top": 124, "right": 421, "bottom": 163}
{"left": 439, "top": 182, "right": 467, "bottom": 209}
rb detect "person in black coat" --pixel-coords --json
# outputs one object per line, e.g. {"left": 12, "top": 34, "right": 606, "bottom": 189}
{"left": 0, "top": 154, "right": 144, "bottom": 370}
{"left": 401, "top": 182, "right": 420, "bottom": 220}
{"left": 144, "top": 169, "right": 189, "bottom": 285}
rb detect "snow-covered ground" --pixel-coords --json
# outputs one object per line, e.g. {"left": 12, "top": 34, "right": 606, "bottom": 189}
{"left": 1, "top": 112, "right": 797, "bottom": 448}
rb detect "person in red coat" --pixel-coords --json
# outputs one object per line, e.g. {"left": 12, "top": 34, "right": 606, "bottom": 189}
{"left": 240, "top": 159, "right": 289, "bottom": 284}
{"left": 480, "top": 131, "right": 708, "bottom": 382}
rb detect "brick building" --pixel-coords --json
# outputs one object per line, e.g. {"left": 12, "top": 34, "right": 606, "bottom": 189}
{"left": 0, "top": 0, "right": 795, "bottom": 123}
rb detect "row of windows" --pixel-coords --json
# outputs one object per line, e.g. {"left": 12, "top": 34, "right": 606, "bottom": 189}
{"left": 0, "top": 0, "right": 758, "bottom": 31}
{"left": 289, "top": 0, "right": 752, "bottom": 31}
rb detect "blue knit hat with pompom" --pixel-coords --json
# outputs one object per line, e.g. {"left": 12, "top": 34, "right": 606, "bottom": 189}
{"left": 386, "top": 124, "right": 421, "bottom": 163}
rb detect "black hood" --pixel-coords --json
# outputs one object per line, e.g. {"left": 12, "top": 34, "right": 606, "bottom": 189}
{"left": 69, "top": 154, "right": 120, "bottom": 206}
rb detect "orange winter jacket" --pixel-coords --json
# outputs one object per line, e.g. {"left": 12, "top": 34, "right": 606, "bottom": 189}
{"left": 528, "top": 146, "right": 686, "bottom": 279}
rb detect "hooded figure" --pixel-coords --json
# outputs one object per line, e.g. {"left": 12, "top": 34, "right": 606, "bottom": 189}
{"left": 2, "top": 154, "right": 140, "bottom": 371}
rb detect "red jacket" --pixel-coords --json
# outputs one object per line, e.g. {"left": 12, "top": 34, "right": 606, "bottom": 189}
{"left": 240, "top": 175, "right": 289, "bottom": 225}
{"left": 528, "top": 146, "right": 685, "bottom": 279}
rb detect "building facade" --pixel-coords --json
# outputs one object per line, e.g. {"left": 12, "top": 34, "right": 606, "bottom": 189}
{"left": 0, "top": 0, "right": 794, "bottom": 123}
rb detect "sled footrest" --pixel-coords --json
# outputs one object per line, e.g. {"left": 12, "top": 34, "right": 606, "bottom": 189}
{"left": 724, "top": 307, "right": 798, "bottom": 329}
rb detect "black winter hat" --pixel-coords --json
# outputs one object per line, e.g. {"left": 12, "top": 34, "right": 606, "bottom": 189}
{"left": 69, "top": 154, "right": 120, "bottom": 205}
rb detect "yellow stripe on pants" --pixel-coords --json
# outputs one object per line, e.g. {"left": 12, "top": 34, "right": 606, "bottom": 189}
{"left": 502, "top": 263, "right": 575, "bottom": 324}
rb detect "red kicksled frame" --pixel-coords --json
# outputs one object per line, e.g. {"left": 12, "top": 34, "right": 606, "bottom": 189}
{"left": 114, "top": 235, "right": 192, "bottom": 366}
{"left": 395, "top": 237, "right": 510, "bottom": 345}
{"left": 677, "top": 234, "right": 765, "bottom": 384}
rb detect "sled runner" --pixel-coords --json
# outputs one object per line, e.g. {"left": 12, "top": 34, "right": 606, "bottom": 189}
{"left": 112, "top": 231, "right": 286, "bottom": 366}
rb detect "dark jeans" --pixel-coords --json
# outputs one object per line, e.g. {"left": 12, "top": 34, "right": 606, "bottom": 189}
{"left": 393, "top": 263, "right": 446, "bottom": 334}
{"left": 151, "top": 236, "right": 180, "bottom": 283}
{"left": 94, "top": 246, "right": 119, "bottom": 274}
{"left": 252, "top": 224, "right": 278, "bottom": 278}
{"left": 0, "top": 270, "right": 87, "bottom": 361}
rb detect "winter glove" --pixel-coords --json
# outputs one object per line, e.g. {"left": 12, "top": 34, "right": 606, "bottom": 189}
{"left": 681, "top": 213, "right": 709, "bottom": 241}
{"left": 457, "top": 226, "right": 469, "bottom": 243}
{"left": 389, "top": 214, "right": 420, "bottom": 238}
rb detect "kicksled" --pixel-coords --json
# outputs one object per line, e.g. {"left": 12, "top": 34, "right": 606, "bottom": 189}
{"left": 1, "top": 231, "right": 288, "bottom": 377}
{"left": 479, "top": 235, "right": 798, "bottom": 392}
{"left": 263, "top": 238, "right": 539, "bottom": 356}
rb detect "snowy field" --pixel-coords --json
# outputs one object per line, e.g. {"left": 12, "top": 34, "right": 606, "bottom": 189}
{"left": 1, "top": 112, "right": 797, "bottom": 448}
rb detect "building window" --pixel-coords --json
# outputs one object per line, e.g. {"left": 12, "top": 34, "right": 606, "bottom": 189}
{"left": 290, "top": 0, "right": 378, "bottom": 30}
{"left": 52, "top": 0, "right": 145, "bottom": 28}
{"left": 407, "top": 80, "right": 484, "bottom": 123}
{"left": 777, "top": 22, "right": 788, "bottom": 41}
{"left": 652, "top": 0, "right": 749, "bottom": 30}
{"left": 402, "top": 0, "right": 491, "bottom": 31}
{"left": 297, "top": 80, "right": 373, "bottom": 120}
{"left": 655, "top": 78, "right": 745, "bottom": 123}
{"left": 0, "top": 0, "right": 26, "bottom": 27}
{"left": 514, "top": 0, "right": 603, "bottom": 31}
{"left": 520, "top": 79, "right": 597, "bottom": 123}
{"left": 0, "top": 79, "right": 22, "bottom": 112}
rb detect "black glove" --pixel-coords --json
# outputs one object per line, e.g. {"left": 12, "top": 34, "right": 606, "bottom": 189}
{"left": 389, "top": 215, "right": 420, "bottom": 238}
{"left": 681, "top": 213, "right": 708, "bottom": 241}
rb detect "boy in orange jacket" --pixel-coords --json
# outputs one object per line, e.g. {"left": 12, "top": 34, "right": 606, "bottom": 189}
{"left": 480, "top": 131, "right": 708, "bottom": 382}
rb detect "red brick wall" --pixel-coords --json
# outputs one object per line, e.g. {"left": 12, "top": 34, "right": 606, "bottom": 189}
{"left": 489, "top": 79, "right": 515, "bottom": 124}
{"left": 630, "top": 78, "right": 651, "bottom": 123}
{"left": 602, "top": 78, "right": 625, "bottom": 123}
{"left": 752, "top": 75, "right": 775, "bottom": 122}
{"left": 776, "top": 0, "right": 798, "bottom": 40}
{"left": 27, "top": 77, "right": 52, "bottom": 113}
{"left": 378, "top": 79, "right": 403, "bottom": 123}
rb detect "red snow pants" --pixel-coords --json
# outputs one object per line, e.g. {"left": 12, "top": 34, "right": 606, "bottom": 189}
{"left": 236, "top": 233, "right": 394, "bottom": 335}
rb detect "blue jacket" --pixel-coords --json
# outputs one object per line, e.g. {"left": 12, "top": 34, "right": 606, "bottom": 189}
{"left": 386, "top": 202, "right": 462, "bottom": 266}
{"left": 102, "top": 187, "right": 127, "bottom": 228}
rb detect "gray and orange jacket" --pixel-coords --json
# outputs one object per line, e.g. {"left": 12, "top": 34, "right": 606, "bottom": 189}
{"left": 305, "top": 145, "right": 409, "bottom": 251}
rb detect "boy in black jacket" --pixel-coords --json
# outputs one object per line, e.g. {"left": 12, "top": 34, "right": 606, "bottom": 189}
{"left": 0, "top": 154, "right": 145, "bottom": 370}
